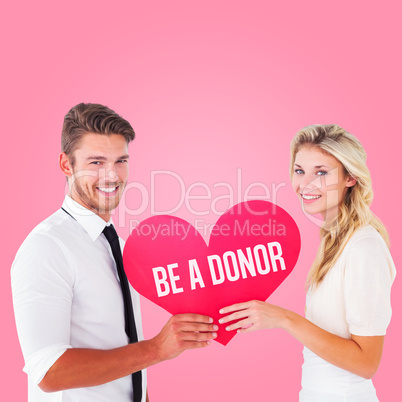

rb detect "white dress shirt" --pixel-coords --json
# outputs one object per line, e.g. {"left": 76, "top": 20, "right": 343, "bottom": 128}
{"left": 11, "top": 195, "right": 147, "bottom": 402}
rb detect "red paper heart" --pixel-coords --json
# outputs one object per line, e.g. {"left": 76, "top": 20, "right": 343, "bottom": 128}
{"left": 123, "top": 200, "right": 300, "bottom": 345}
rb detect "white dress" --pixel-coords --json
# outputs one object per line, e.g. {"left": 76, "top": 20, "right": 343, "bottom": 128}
{"left": 299, "top": 226, "right": 396, "bottom": 401}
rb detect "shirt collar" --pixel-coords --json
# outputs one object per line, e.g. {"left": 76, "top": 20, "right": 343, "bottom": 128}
{"left": 62, "top": 195, "right": 113, "bottom": 241}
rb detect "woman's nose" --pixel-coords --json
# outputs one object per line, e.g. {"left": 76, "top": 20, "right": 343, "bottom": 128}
{"left": 300, "top": 174, "right": 321, "bottom": 192}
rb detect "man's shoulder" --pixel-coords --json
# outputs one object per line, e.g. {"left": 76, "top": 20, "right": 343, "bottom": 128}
{"left": 29, "top": 209, "right": 73, "bottom": 240}
{"left": 11, "top": 209, "right": 79, "bottom": 291}
{"left": 15, "top": 208, "right": 81, "bottom": 258}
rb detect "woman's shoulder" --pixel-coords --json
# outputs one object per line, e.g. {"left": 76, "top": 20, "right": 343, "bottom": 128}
{"left": 346, "top": 225, "right": 387, "bottom": 250}
{"left": 342, "top": 225, "right": 396, "bottom": 280}
{"left": 341, "top": 225, "right": 392, "bottom": 267}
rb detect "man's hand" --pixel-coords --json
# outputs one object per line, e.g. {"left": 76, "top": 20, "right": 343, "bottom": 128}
{"left": 150, "top": 314, "right": 218, "bottom": 361}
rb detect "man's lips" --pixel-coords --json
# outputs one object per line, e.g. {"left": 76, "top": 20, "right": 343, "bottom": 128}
{"left": 96, "top": 186, "right": 119, "bottom": 195}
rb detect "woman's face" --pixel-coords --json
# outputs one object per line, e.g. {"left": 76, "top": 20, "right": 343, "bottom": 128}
{"left": 291, "top": 145, "right": 356, "bottom": 221}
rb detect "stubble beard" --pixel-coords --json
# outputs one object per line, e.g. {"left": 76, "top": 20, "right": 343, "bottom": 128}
{"left": 73, "top": 179, "right": 124, "bottom": 216}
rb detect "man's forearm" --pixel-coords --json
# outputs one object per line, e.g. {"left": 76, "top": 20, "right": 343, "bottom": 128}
{"left": 39, "top": 313, "right": 217, "bottom": 393}
{"left": 39, "top": 340, "right": 158, "bottom": 392}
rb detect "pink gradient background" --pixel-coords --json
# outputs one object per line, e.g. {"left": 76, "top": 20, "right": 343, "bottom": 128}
{"left": 1, "top": 1, "right": 400, "bottom": 401}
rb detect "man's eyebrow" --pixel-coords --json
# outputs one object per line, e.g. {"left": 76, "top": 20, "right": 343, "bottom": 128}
{"left": 86, "top": 156, "right": 107, "bottom": 161}
{"left": 86, "top": 155, "right": 130, "bottom": 161}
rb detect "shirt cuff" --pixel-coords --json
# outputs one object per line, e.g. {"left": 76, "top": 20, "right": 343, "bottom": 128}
{"left": 23, "top": 343, "right": 73, "bottom": 385}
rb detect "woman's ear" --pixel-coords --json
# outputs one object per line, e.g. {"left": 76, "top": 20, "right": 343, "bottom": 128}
{"left": 346, "top": 175, "right": 357, "bottom": 188}
{"left": 59, "top": 152, "right": 73, "bottom": 177}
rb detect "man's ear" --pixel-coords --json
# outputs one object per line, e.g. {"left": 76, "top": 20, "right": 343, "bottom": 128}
{"left": 346, "top": 175, "right": 357, "bottom": 188}
{"left": 59, "top": 152, "right": 73, "bottom": 177}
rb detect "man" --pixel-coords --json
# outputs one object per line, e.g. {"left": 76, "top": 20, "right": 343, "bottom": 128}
{"left": 11, "top": 103, "right": 218, "bottom": 402}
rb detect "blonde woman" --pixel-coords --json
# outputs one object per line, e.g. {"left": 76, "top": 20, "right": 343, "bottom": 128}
{"left": 219, "top": 125, "right": 396, "bottom": 401}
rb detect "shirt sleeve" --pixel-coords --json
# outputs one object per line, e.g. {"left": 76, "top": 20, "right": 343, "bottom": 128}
{"left": 11, "top": 233, "right": 75, "bottom": 384}
{"left": 344, "top": 233, "right": 396, "bottom": 336}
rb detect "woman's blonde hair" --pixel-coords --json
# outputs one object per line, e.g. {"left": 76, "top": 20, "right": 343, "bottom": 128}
{"left": 290, "top": 124, "right": 389, "bottom": 287}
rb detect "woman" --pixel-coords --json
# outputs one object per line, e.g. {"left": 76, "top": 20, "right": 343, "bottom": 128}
{"left": 219, "top": 124, "right": 396, "bottom": 401}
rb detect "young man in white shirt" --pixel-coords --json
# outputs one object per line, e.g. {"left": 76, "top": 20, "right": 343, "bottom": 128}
{"left": 11, "top": 103, "right": 218, "bottom": 402}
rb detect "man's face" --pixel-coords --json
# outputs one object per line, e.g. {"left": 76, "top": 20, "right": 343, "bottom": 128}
{"left": 68, "top": 133, "right": 129, "bottom": 221}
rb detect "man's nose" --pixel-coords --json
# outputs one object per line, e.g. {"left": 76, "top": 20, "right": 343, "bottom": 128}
{"left": 100, "top": 164, "right": 118, "bottom": 182}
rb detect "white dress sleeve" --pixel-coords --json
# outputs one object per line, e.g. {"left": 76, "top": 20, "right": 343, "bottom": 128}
{"left": 344, "top": 232, "right": 396, "bottom": 336}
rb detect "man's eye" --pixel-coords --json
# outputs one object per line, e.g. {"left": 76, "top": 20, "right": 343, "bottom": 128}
{"left": 117, "top": 160, "right": 128, "bottom": 163}
{"left": 90, "top": 161, "right": 101, "bottom": 165}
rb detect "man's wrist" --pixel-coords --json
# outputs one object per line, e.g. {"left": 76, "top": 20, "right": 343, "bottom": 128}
{"left": 129, "top": 339, "right": 165, "bottom": 369}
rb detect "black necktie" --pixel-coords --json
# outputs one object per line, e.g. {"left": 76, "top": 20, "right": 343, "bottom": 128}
{"left": 103, "top": 225, "right": 142, "bottom": 402}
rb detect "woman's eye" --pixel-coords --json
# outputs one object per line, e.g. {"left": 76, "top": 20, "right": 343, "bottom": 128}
{"left": 317, "top": 170, "right": 328, "bottom": 176}
{"left": 294, "top": 169, "right": 304, "bottom": 175}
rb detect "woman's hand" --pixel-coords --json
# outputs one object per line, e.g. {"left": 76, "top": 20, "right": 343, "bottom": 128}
{"left": 219, "top": 300, "right": 290, "bottom": 333}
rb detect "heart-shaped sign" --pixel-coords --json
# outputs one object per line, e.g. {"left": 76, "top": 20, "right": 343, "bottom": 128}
{"left": 123, "top": 200, "right": 300, "bottom": 345}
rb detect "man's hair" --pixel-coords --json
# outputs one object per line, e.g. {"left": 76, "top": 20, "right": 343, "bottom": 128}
{"left": 62, "top": 103, "right": 135, "bottom": 166}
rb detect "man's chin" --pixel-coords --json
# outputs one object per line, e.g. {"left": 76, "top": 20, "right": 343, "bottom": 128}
{"left": 97, "top": 200, "right": 120, "bottom": 215}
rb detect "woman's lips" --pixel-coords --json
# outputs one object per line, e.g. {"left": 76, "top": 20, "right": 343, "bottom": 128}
{"left": 300, "top": 193, "right": 321, "bottom": 203}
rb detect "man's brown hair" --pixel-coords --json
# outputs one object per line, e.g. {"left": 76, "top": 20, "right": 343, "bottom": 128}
{"left": 62, "top": 103, "right": 135, "bottom": 166}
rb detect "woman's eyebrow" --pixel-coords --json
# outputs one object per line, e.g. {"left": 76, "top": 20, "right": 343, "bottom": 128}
{"left": 294, "top": 163, "right": 331, "bottom": 169}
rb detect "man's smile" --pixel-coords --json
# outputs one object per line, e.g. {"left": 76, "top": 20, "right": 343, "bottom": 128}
{"left": 97, "top": 185, "right": 119, "bottom": 194}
